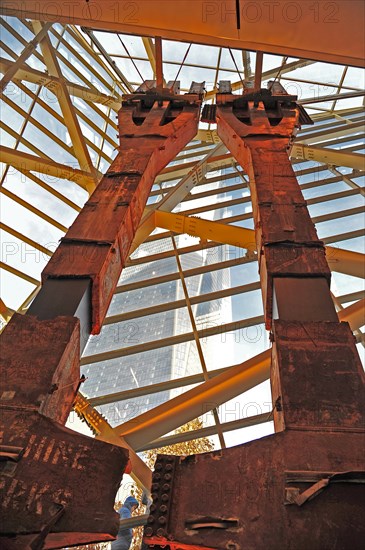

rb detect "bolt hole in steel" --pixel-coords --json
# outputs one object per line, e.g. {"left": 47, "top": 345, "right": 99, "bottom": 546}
{"left": 185, "top": 518, "right": 239, "bottom": 529}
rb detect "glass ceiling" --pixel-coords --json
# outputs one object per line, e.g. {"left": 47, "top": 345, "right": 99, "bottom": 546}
{"left": 0, "top": 16, "right": 364, "bottom": 455}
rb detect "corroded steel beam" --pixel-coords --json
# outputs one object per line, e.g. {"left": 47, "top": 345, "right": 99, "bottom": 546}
{"left": 42, "top": 87, "right": 202, "bottom": 334}
{"left": 0, "top": 410, "right": 128, "bottom": 550}
{"left": 0, "top": 83, "right": 202, "bottom": 548}
{"left": 144, "top": 427, "right": 365, "bottom": 548}
{"left": 215, "top": 83, "right": 330, "bottom": 329}
{"left": 143, "top": 83, "right": 365, "bottom": 550}
{"left": 0, "top": 314, "right": 80, "bottom": 425}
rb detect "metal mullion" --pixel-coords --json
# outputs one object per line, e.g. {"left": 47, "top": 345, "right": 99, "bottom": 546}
{"left": 47, "top": 39, "right": 113, "bottom": 100}
{"left": 18, "top": 286, "right": 41, "bottom": 313}
{"left": 77, "top": 95, "right": 119, "bottom": 131}
{"left": 174, "top": 147, "right": 216, "bottom": 162}
{"left": 301, "top": 90, "right": 365, "bottom": 106}
{"left": 80, "top": 96, "right": 117, "bottom": 127}
{"left": 142, "top": 36, "right": 156, "bottom": 78}
{"left": 75, "top": 99, "right": 117, "bottom": 139}
{"left": 0, "top": 298, "right": 14, "bottom": 324}
{"left": 149, "top": 170, "right": 244, "bottom": 198}
{"left": 80, "top": 27, "right": 132, "bottom": 93}
{"left": 205, "top": 59, "right": 316, "bottom": 100}
{"left": 0, "top": 76, "right": 43, "bottom": 188}
{"left": 182, "top": 141, "right": 217, "bottom": 153}
{"left": 313, "top": 206, "right": 365, "bottom": 224}
{"left": 45, "top": 24, "right": 119, "bottom": 96}
{"left": 298, "top": 120, "right": 365, "bottom": 145}
{"left": 301, "top": 173, "right": 354, "bottom": 191}
{"left": 15, "top": 78, "right": 65, "bottom": 124}
{"left": 0, "top": 120, "right": 56, "bottom": 161}
{"left": 157, "top": 138, "right": 364, "bottom": 188}
{"left": 308, "top": 187, "right": 364, "bottom": 206}
{"left": 89, "top": 362, "right": 259, "bottom": 407}
{"left": 1, "top": 93, "right": 78, "bottom": 160}
{"left": 105, "top": 279, "right": 259, "bottom": 326}
{"left": 127, "top": 206, "right": 363, "bottom": 269}
{"left": 290, "top": 140, "right": 365, "bottom": 164}
{"left": 80, "top": 315, "right": 264, "bottom": 365}
{"left": 328, "top": 166, "right": 365, "bottom": 197}
{"left": 66, "top": 25, "right": 126, "bottom": 95}
{"left": 146, "top": 176, "right": 363, "bottom": 245}
{"left": 155, "top": 150, "right": 230, "bottom": 184}
{"left": 312, "top": 107, "right": 364, "bottom": 123}
{"left": 137, "top": 413, "right": 271, "bottom": 452}
{"left": 0, "top": 18, "right": 44, "bottom": 72}
{"left": 338, "top": 290, "right": 365, "bottom": 304}
{"left": 298, "top": 116, "right": 364, "bottom": 137}
{"left": 154, "top": 158, "right": 233, "bottom": 184}
{"left": 127, "top": 241, "right": 222, "bottom": 267}
{"left": 0, "top": 39, "right": 19, "bottom": 61}
{"left": 0, "top": 261, "right": 39, "bottom": 286}
{"left": 213, "top": 47, "right": 222, "bottom": 96}
{"left": 181, "top": 196, "right": 247, "bottom": 216}
{"left": 330, "top": 67, "right": 348, "bottom": 112}
{"left": 323, "top": 228, "right": 365, "bottom": 245}
{"left": 0, "top": 54, "right": 121, "bottom": 113}
{"left": 293, "top": 143, "right": 365, "bottom": 171}
{"left": 96, "top": 103, "right": 113, "bottom": 172}
{"left": 182, "top": 182, "right": 247, "bottom": 203}
{"left": 1, "top": 187, "right": 68, "bottom": 233}
{"left": 0, "top": 223, "right": 53, "bottom": 257}
{"left": 18, "top": 169, "right": 80, "bottom": 211}
{"left": 151, "top": 179, "right": 246, "bottom": 203}
{"left": 170, "top": 234, "right": 226, "bottom": 448}
{"left": 281, "top": 74, "right": 362, "bottom": 94}
{"left": 32, "top": 21, "right": 98, "bottom": 185}
{"left": 116, "top": 256, "right": 253, "bottom": 294}
{"left": 1, "top": 145, "right": 95, "bottom": 191}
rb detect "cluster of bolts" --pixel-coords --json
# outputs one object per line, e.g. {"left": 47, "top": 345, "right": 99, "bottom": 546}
{"left": 144, "top": 455, "right": 176, "bottom": 539}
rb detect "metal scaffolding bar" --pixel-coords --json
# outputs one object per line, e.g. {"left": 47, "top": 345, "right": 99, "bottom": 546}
{"left": 0, "top": 57, "right": 121, "bottom": 109}
{"left": 116, "top": 349, "right": 271, "bottom": 449}
{"left": 80, "top": 315, "right": 264, "bottom": 365}
{"left": 31, "top": 21, "right": 98, "bottom": 187}
{"left": 291, "top": 143, "right": 365, "bottom": 171}
{"left": 338, "top": 298, "right": 365, "bottom": 331}
{"left": 137, "top": 412, "right": 272, "bottom": 452}
{"left": 0, "top": 145, "right": 96, "bottom": 192}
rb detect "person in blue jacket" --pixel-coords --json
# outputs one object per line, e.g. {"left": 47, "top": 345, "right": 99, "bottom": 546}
{"left": 111, "top": 495, "right": 139, "bottom": 550}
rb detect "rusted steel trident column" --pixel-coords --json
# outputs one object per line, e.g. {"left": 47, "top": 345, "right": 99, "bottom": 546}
{"left": 142, "top": 83, "right": 364, "bottom": 550}
{"left": 215, "top": 81, "right": 332, "bottom": 330}
{"left": 0, "top": 83, "right": 202, "bottom": 549}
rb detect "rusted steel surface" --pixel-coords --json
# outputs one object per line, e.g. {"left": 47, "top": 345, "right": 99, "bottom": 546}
{"left": 145, "top": 538, "right": 216, "bottom": 550}
{"left": 271, "top": 320, "right": 365, "bottom": 432}
{"left": 144, "top": 325, "right": 365, "bottom": 550}
{"left": 0, "top": 313, "right": 80, "bottom": 424}
{"left": 143, "top": 84, "right": 365, "bottom": 549}
{"left": 215, "top": 86, "right": 330, "bottom": 329}
{"left": 0, "top": 409, "right": 128, "bottom": 549}
{"left": 43, "top": 91, "right": 202, "bottom": 334}
{"left": 144, "top": 430, "right": 365, "bottom": 550}
{"left": 259, "top": 246, "right": 330, "bottom": 326}
{"left": 0, "top": 83, "right": 203, "bottom": 547}
{"left": 273, "top": 278, "right": 338, "bottom": 323}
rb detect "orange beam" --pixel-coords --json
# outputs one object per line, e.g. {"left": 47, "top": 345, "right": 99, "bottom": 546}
{"left": 2, "top": 1, "right": 364, "bottom": 67}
